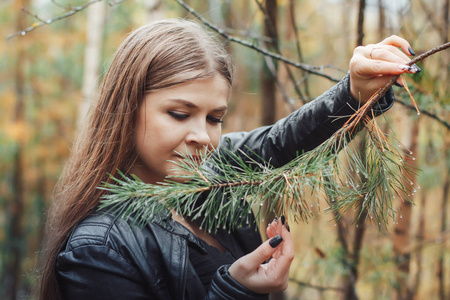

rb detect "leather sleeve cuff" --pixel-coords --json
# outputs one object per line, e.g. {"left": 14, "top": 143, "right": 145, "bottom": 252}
{"left": 207, "top": 265, "right": 269, "bottom": 300}
{"left": 346, "top": 73, "right": 395, "bottom": 116}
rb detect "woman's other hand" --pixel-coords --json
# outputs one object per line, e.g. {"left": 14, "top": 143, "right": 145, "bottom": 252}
{"left": 228, "top": 217, "right": 294, "bottom": 294}
{"left": 349, "top": 35, "right": 420, "bottom": 103}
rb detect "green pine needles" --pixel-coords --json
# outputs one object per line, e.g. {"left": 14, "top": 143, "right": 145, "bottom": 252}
{"left": 99, "top": 101, "right": 417, "bottom": 233}
{"left": 99, "top": 40, "right": 450, "bottom": 234}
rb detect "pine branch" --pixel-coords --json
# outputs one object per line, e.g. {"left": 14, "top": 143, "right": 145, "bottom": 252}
{"left": 94, "top": 36, "right": 448, "bottom": 234}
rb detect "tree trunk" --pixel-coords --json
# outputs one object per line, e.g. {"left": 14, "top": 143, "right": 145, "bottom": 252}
{"left": 438, "top": 135, "right": 449, "bottom": 300}
{"left": 393, "top": 117, "right": 419, "bottom": 300}
{"left": 78, "top": 0, "right": 106, "bottom": 128}
{"left": 356, "top": 0, "right": 366, "bottom": 46}
{"left": 340, "top": 136, "right": 369, "bottom": 300}
{"left": 261, "top": 0, "right": 278, "bottom": 126}
{"left": 410, "top": 192, "right": 426, "bottom": 297}
{"left": 377, "top": 0, "right": 386, "bottom": 40}
{"left": 2, "top": 1, "right": 28, "bottom": 298}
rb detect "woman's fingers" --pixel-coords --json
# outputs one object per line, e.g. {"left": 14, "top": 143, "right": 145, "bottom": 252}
{"left": 352, "top": 56, "right": 418, "bottom": 77}
{"left": 243, "top": 235, "right": 284, "bottom": 267}
{"left": 349, "top": 35, "right": 420, "bottom": 103}
{"left": 228, "top": 223, "right": 294, "bottom": 294}
{"left": 364, "top": 46, "right": 411, "bottom": 64}
{"left": 377, "top": 35, "right": 414, "bottom": 55}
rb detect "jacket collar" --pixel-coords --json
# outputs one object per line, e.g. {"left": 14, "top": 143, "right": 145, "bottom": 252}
{"left": 152, "top": 211, "right": 207, "bottom": 253}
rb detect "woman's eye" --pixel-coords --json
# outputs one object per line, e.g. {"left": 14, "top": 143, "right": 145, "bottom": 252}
{"left": 168, "top": 111, "right": 189, "bottom": 121}
{"left": 207, "top": 116, "right": 223, "bottom": 124}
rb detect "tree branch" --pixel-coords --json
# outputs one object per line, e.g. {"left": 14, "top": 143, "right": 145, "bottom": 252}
{"left": 394, "top": 99, "right": 450, "bottom": 130}
{"left": 175, "top": 0, "right": 342, "bottom": 82}
{"left": 6, "top": 0, "right": 105, "bottom": 40}
{"left": 350, "top": 41, "right": 450, "bottom": 129}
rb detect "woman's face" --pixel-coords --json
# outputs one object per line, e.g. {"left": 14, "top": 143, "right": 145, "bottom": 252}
{"left": 131, "top": 75, "right": 230, "bottom": 184}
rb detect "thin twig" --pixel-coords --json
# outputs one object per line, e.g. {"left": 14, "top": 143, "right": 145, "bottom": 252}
{"left": 7, "top": 0, "right": 104, "bottom": 40}
{"left": 394, "top": 99, "right": 450, "bottom": 130}
{"left": 346, "top": 42, "right": 450, "bottom": 131}
{"left": 175, "top": 0, "right": 341, "bottom": 82}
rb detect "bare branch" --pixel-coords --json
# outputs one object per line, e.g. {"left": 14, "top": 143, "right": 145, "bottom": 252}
{"left": 394, "top": 99, "right": 450, "bottom": 130}
{"left": 175, "top": 0, "right": 342, "bottom": 82}
{"left": 7, "top": 0, "right": 105, "bottom": 40}
{"left": 358, "top": 42, "right": 450, "bottom": 120}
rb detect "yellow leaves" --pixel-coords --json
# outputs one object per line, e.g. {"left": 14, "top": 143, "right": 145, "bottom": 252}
{"left": 2, "top": 121, "right": 31, "bottom": 144}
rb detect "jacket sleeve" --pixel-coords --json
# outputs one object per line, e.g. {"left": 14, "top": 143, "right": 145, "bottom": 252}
{"left": 56, "top": 244, "right": 153, "bottom": 300}
{"left": 205, "top": 265, "right": 269, "bottom": 300}
{"left": 218, "top": 73, "right": 395, "bottom": 168}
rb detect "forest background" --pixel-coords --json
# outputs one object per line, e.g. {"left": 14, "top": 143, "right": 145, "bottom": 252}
{"left": 0, "top": 0, "right": 448, "bottom": 299}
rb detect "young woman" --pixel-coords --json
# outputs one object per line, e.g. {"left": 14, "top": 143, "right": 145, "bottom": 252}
{"left": 38, "top": 19, "right": 418, "bottom": 299}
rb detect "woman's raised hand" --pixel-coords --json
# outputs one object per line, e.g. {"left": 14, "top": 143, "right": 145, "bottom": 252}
{"left": 228, "top": 216, "right": 294, "bottom": 294}
{"left": 349, "top": 35, "right": 420, "bottom": 103}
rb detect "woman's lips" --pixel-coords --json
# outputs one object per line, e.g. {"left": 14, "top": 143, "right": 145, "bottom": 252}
{"left": 175, "top": 154, "right": 202, "bottom": 164}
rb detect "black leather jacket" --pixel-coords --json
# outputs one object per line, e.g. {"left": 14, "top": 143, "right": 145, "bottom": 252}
{"left": 56, "top": 75, "right": 394, "bottom": 299}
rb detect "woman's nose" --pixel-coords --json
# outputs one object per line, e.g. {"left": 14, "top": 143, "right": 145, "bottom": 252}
{"left": 186, "top": 122, "right": 211, "bottom": 146}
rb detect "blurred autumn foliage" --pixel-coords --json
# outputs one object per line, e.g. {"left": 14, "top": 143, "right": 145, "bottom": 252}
{"left": 0, "top": 0, "right": 449, "bottom": 299}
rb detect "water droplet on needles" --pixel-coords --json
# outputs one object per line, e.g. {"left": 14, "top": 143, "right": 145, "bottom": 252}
{"left": 215, "top": 215, "right": 219, "bottom": 219}
{"left": 21, "top": 31, "right": 26, "bottom": 35}
{"left": 260, "top": 203, "right": 264, "bottom": 206}
{"left": 417, "top": 112, "right": 421, "bottom": 116}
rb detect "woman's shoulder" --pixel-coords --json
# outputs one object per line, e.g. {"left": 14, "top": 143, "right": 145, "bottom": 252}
{"left": 62, "top": 210, "right": 160, "bottom": 258}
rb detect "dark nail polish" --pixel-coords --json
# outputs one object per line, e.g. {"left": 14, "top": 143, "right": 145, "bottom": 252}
{"left": 269, "top": 235, "right": 283, "bottom": 248}
{"left": 281, "top": 215, "right": 285, "bottom": 225}
{"left": 286, "top": 224, "right": 290, "bottom": 232}
{"left": 412, "top": 64, "right": 421, "bottom": 73}
{"left": 394, "top": 81, "right": 404, "bottom": 87}
{"left": 408, "top": 47, "right": 416, "bottom": 56}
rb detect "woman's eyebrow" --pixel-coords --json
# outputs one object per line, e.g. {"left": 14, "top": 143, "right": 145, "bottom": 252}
{"left": 168, "top": 99, "right": 228, "bottom": 112}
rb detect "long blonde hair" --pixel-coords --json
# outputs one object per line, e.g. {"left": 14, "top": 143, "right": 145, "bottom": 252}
{"left": 38, "top": 19, "right": 234, "bottom": 300}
